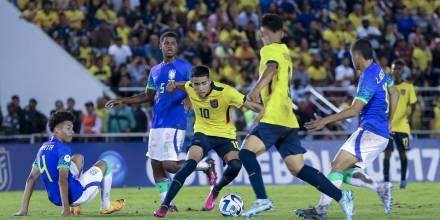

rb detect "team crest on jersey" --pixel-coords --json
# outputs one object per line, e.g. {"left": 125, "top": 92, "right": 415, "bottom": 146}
{"left": 400, "top": 89, "right": 406, "bottom": 95}
{"left": 0, "top": 147, "right": 12, "bottom": 191}
{"left": 210, "top": 100, "right": 218, "bottom": 108}
{"left": 168, "top": 69, "right": 176, "bottom": 80}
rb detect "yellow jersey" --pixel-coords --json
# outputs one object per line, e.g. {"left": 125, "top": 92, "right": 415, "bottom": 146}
{"left": 258, "top": 43, "right": 299, "bottom": 128}
{"left": 391, "top": 82, "right": 417, "bottom": 134}
{"left": 434, "top": 106, "right": 440, "bottom": 131}
{"left": 185, "top": 81, "right": 245, "bottom": 139}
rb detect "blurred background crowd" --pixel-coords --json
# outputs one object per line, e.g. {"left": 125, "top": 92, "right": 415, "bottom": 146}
{"left": 3, "top": 0, "right": 440, "bottom": 139}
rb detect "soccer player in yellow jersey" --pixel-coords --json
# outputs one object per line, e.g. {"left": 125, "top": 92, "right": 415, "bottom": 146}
{"left": 383, "top": 59, "right": 417, "bottom": 189}
{"left": 153, "top": 65, "right": 263, "bottom": 218}
{"left": 239, "top": 14, "right": 354, "bottom": 219}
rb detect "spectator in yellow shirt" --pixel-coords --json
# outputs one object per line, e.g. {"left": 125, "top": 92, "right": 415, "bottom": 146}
{"left": 79, "top": 37, "right": 93, "bottom": 67}
{"left": 235, "top": 39, "right": 255, "bottom": 60}
{"left": 89, "top": 55, "right": 112, "bottom": 84}
{"left": 322, "top": 20, "right": 343, "bottom": 49}
{"left": 432, "top": 96, "right": 440, "bottom": 138}
{"left": 348, "top": 3, "right": 363, "bottom": 29}
{"left": 307, "top": 55, "right": 327, "bottom": 86}
{"left": 21, "top": 1, "right": 38, "bottom": 22}
{"left": 412, "top": 39, "right": 432, "bottom": 73}
{"left": 299, "top": 38, "right": 313, "bottom": 68}
{"left": 95, "top": 3, "right": 117, "bottom": 25}
{"left": 116, "top": 17, "right": 131, "bottom": 45}
{"left": 64, "top": 0, "right": 84, "bottom": 30}
{"left": 34, "top": 1, "right": 59, "bottom": 31}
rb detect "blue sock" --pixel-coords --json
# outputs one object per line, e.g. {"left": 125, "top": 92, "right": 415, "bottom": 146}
{"left": 297, "top": 165, "right": 342, "bottom": 201}
{"left": 239, "top": 149, "right": 267, "bottom": 199}
{"left": 162, "top": 159, "right": 197, "bottom": 207}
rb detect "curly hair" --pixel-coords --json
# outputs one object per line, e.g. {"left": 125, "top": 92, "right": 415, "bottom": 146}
{"left": 48, "top": 111, "right": 75, "bottom": 132}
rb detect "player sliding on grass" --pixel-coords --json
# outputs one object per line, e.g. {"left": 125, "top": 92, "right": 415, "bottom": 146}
{"left": 14, "top": 111, "right": 125, "bottom": 217}
{"left": 238, "top": 13, "right": 354, "bottom": 220}
{"left": 295, "top": 38, "right": 399, "bottom": 220}
{"left": 153, "top": 65, "right": 264, "bottom": 218}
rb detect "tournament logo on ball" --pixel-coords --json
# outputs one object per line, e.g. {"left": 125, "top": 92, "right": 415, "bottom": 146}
{"left": 210, "top": 99, "right": 218, "bottom": 108}
{"left": 0, "top": 147, "right": 12, "bottom": 191}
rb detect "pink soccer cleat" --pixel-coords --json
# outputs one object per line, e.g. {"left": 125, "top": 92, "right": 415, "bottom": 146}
{"left": 204, "top": 187, "right": 219, "bottom": 211}
{"left": 153, "top": 206, "right": 168, "bottom": 218}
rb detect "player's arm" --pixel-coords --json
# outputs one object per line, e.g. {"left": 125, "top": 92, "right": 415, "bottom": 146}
{"left": 305, "top": 100, "right": 366, "bottom": 131}
{"left": 14, "top": 167, "right": 40, "bottom": 216}
{"left": 387, "top": 85, "right": 399, "bottom": 125}
{"left": 59, "top": 168, "right": 72, "bottom": 217}
{"left": 166, "top": 81, "right": 186, "bottom": 92}
{"left": 243, "top": 100, "right": 265, "bottom": 123}
{"left": 248, "top": 62, "right": 278, "bottom": 102}
{"left": 105, "top": 89, "right": 155, "bottom": 108}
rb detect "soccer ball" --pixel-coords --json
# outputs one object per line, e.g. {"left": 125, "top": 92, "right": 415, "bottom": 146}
{"left": 218, "top": 194, "right": 244, "bottom": 217}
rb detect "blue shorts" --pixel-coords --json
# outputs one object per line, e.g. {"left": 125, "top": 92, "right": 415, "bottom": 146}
{"left": 191, "top": 132, "right": 239, "bottom": 161}
{"left": 249, "top": 123, "right": 306, "bottom": 158}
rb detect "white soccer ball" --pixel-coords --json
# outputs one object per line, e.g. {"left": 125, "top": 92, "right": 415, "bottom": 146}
{"left": 218, "top": 194, "right": 244, "bottom": 217}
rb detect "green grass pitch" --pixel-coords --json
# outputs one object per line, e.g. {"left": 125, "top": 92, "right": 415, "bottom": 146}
{"left": 2, "top": 182, "right": 439, "bottom": 219}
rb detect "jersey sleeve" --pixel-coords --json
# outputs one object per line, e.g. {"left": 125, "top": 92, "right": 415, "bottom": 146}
{"left": 260, "top": 46, "right": 281, "bottom": 67}
{"left": 146, "top": 69, "right": 155, "bottom": 90}
{"left": 32, "top": 157, "right": 38, "bottom": 168}
{"left": 408, "top": 84, "right": 417, "bottom": 104}
{"left": 226, "top": 86, "right": 245, "bottom": 108}
{"left": 355, "top": 73, "right": 377, "bottom": 104}
{"left": 57, "top": 147, "right": 72, "bottom": 169}
{"left": 386, "top": 74, "right": 394, "bottom": 88}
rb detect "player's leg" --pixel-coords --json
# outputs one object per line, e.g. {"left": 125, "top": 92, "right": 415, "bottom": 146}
{"left": 383, "top": 135, "right": 394, "bottom": 183}
{"left": 163, "top": 159, "right": 216, "bottom": 185}
{"left": 153, "top": 145, "right": 205, "bottom": 217}
{"left": 343, "top": 167, "right": 378, "bottom": 192}
{"left": 205, "top": 140, "right": 241, "bottom": 211}
{"left": 395, "top": 133, "right": 409, "bottom": 189}
{"left": 70, "top": 154, "right": 84, "bottom": 178}
{"left": 71, "top": 160, "right": 125, "bottom": 214}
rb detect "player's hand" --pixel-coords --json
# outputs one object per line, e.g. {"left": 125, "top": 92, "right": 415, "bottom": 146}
{"left": 183, "top": 98, "right": 192, "bottom": 112}
{"left": 304, "top": 115, "right": 327, "bottom": 131}
{"left": 105, "top": 99, "right": 123, "bottom": 109}
{"left": 13, "top": 209, "right": 28, "bottom": 216}
{"left": 247, "top": 89, "right": 261, "bottom": 103}
{"left": 166, "top": 81, "right": 176, "bottom": 93}
{"left": 61, "top": 209, "right": 73, "bottom": 217}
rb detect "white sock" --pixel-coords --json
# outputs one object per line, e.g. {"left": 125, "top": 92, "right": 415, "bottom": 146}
{"left": 345, "top": 168, "right": 378, "bottom": 192}
{"left": 195, "top": 160, "right": 210, "bottom": 171}
{"left": 317, "top": 172, "right": 343, "bottom": 211}
{"left": 101, "top": 167, "right": 112, "bottom": 209}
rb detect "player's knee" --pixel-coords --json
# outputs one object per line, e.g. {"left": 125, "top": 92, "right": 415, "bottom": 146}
{"left": 151, "top": 159, "right": 163, "bottom": 169}
{"left": 227, "top": 159, "right": 242, "bottom": 173}
{"left": 163, "top": 161, "right": 180, "bottom": 173}
{"left": 94, "top": 160, "right": 108, "bottom": 174}
{"left": 398, "top": 151, "right": 407, "bottom": 159}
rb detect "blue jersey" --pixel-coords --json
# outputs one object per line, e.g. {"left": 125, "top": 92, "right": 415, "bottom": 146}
{"left": 32, "top": 138, "right": 83, "bottom": 206}
{"left": 355, "top": 63, "right": 393, "bottom": 138}
{"left": 146, "top": 58, "right": 192, "bottom": 129}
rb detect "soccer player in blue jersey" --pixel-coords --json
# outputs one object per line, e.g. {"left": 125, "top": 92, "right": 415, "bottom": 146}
{"left": 295, "top": 39, "right": 400, "bottom": 220}
{"left": 14, "top": 111, "right": 125, "bottom": 217}
{"left": 105, "top": 31, "right": 215, "bottom": 211}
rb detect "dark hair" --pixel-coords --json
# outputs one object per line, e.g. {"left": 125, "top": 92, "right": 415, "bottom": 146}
{"left": 392, "top": 59, "right": 405, "bottom": 66}
{"left": 49, "top": 111, "right": 75, "bottom": 132}
{"left": 160, "top": 31, "right": 179, "bottom": 43}
{"left": 191, "top": 65, "right": 210, "bottom": 78}
{"left": 351, "top": 39, "right": 374, "bottom": 60}
{"left": 261, "top": 13, "right": 283, "bottom": 32}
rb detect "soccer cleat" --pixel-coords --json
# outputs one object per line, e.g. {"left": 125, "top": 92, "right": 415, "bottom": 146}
{"left": 204, "top": 186, "right": 219, "bottom": 211}
{"left": 377, "top": 182, "right": 393, "bottom": 214}
{"left": 169, "top": 204, "right": 178, "bottom": 212}
{"left": 295, "top": 206, "right": 327, "bottom": 220}
{"left": 338, "top": 190, "right": 355, "bottom": 220}
{"left": 99, "top": 199, "right": 126, "bottom": 214}
{"left": 153, "top": 205, "right": 169, "bottom": 218}
{"left": 400, "top": 180, "right": 406, "bottom": 189}
{"left": 70, "top": 206, "right": 81, "bottom": 215}
{"left": 241, "top": 198, "right": 273, "bottom": 218}
{"left": 204, "top": 158, "right": 217, "bottom": 185}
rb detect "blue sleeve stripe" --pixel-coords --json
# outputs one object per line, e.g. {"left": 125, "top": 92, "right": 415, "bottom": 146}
{"left": 266, "top": 60, "right": 278, "bottom": 65}
{"left": 355, "top": 97, "right": 369, "bottom": 104}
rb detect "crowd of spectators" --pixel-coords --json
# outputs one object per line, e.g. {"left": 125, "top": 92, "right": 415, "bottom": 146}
{"left": 6, "top": 0, "right": 440, "bottom": 138}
